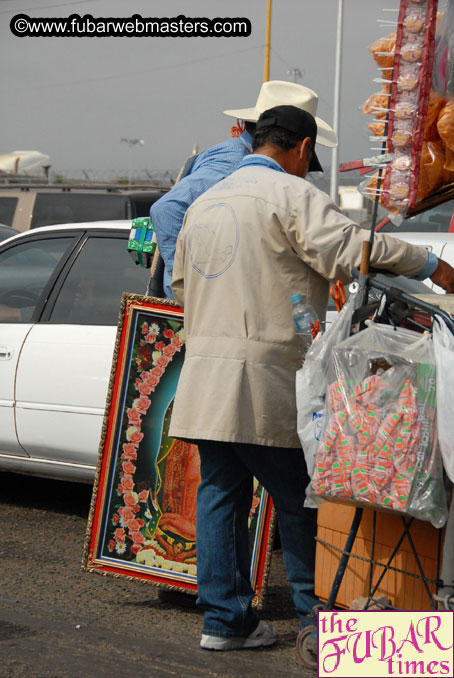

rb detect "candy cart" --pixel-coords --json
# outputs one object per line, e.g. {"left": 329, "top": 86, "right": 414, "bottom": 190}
{"left": 296, "top": 0, "right": 454, "bottom": 668}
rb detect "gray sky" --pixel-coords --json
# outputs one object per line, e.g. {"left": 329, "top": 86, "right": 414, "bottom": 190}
{"left": 1, "top": 0, "right": 402, "bottom": 175}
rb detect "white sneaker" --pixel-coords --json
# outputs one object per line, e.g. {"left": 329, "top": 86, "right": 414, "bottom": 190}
{"left": 200, "top": 621, "right": 278, "bottom": 651}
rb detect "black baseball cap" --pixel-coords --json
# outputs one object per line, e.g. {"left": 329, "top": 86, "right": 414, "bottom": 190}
{"left": 256, "top": 105, "right": 323, "bottom": 172}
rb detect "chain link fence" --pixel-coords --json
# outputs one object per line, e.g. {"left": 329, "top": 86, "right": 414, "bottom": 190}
{"left": 0, "top": 168, "right": 179, "bottom": 189}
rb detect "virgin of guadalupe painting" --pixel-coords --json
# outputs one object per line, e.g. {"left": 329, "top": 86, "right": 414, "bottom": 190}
{"left": 84, "top": 294, "right": 275, "bottom": 608}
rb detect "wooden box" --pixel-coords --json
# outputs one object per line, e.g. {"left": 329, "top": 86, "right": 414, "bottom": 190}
{"left": 315, "top": 502, "right": 442, "bottom": 610}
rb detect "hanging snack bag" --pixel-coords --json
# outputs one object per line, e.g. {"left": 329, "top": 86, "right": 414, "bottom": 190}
{"left": 360, "top": 0, "right": 452, "bottom": 222}
{"left": 381, "top": 0, "right": 439, "bottom": 218}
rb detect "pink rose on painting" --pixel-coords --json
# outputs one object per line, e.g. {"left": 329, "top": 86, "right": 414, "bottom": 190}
{"left": 144, "top": 333, "right": 157, "bottom": 344}
{"left": 126, "top": 408, "right": 141, "bottom": 425}
{"left": 155, "top": 341, "right": 165, "bottom": 352}
{"left": 151, "top": 366, "right": 164, "bottom": 378}
{"left": 121, "top": 443, "right": 138, "bottom": 460}
{"left": 120, "top": 475, "right": 134, "bottom": 492}
{"left": 134, "top": 396, "right": 151, "bottom": 415}
{"left": 126, "top": 426, "right": 143, "bottom": 445}
{"left": 164, "top": 329, "right": 174, "bottom": 338}
{"left": 137, "top": 381, "right": 152, "bottom": 396}
{"left": 122, "top": 460, "right": 136, "bottom": 476}
{"left": 141, "top": 322, "right": 149, "bottom": 335}
{"left": 108, "top": 540, "right": 115, "bottom": 551}
{"left": 128, "top": 518, "right": 145, "bottom": 532}
{"left": 171, "top": 335, "right": 183, "bottom": 349}
{"left": 143, "top": 374, "right": 159, "bottom": 391}
{"left": 143, "top": 371, "right": 159, "bottom": 387}
{"left": 114, "top": 528, "right": 126, "bottom": 543}
{"left": 118, "top": 507, "right": 135, "bottom": 523}
{"left": 112, "top": 513, "right": 119, "bottom": 525}
{"left": 138, "top": 490, "right": 149, "bottom": 502}
{"left": 131, "top": 543, "right": 141, "bottom": 555}
{"left": 163, "top": 344, "right": 177, "bottom": 357}
{"left": 123, "top": 492, "right": 137, "bottom": 507}
{"left": 131, "top": 530, "right": 145, "bottom": 545}
{"left": 156, "top": 355, "right": 170, "bottom": 369}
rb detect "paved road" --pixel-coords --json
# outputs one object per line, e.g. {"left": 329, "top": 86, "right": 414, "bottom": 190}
{"left": 0, "top": 472, "right": 314, "bottom": 677}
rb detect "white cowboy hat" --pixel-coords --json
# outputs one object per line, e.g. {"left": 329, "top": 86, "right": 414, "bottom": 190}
{"left": 224, "top": 80, "right": 338, "bottom": 148}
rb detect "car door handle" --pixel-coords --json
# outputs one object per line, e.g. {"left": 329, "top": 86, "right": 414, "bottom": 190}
{"left": 0, "top": 345, "right": 13, "bottom": 360}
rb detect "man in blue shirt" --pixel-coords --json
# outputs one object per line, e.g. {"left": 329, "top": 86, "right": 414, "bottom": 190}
{"left": 150, "top": 81, "right": 338, "bottom": 298}
{"left": 150, "top": 125, "right": 254, "bottom": 298}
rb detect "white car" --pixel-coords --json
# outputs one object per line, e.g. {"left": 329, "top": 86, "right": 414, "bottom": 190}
{"left": 0, "top": 221, "right": 440, "bottom": 484}
{"left": 0, "top": 221, "right": 150, "bottom": 482}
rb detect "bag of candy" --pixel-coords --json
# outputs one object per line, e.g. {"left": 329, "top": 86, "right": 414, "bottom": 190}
{"left": 311, "top": 321, "right": 448, "bottom": 528}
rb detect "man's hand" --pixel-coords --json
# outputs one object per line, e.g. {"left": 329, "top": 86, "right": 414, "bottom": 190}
{"left": 430, "top": 259, "right": 454, "bottom": 293}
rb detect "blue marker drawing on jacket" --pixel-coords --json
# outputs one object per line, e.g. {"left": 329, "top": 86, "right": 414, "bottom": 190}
{"left": 188, "top": 202, "right": 239, "bottom": 279}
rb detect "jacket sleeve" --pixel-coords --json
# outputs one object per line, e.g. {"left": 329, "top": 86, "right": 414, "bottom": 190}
{"left": 285, "top": 182, "right": 428, "bottom": 283}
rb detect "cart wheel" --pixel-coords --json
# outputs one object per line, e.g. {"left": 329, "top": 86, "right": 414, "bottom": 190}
{"left": 311, "top": 602, "right": 326, "bottom": 615}
{"left": 296, "top": 625, "right": 317, "bottom": 670}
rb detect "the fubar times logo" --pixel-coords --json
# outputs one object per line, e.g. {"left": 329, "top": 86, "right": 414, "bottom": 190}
{"left": 318, "top": 611, "right": 453, "bottom": 677}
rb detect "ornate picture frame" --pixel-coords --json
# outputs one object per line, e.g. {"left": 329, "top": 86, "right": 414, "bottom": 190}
{"left": 83, "top": 294, "right": 275, "bottom": 608}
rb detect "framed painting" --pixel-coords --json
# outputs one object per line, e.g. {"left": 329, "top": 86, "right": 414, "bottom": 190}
{"left": 83, "top": 293, "right": 276, "bottom": 608}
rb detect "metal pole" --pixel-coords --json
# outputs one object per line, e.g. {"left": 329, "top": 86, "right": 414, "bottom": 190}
{"left": 330, "top": 0, "right": 344, "bottom": 203}
{"left": 264, "top": 0, "right": 272, "bottom": 82}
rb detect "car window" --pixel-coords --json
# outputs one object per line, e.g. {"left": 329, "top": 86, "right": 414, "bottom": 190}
{"left": 379, "top": 200, "right": 454, "bottom": 233}
{"left": 48, "top": 235, "right": 148, "bottom": 325}
{"left": 0, "top": 197, "right": 18, "bottom": 227}
{"left": 0, "top": 236, "right": 73, "bottom": 323}
{"left": 31, "top": 193, "right": 130, "bottom": 228}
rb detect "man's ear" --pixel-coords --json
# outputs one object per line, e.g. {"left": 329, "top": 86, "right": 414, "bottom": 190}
{"left": 299, "top": 137, "right": 311, "bottom": 160}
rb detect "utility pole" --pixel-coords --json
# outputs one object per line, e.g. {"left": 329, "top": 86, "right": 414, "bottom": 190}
{"left": 330, "top": 0, "right": 344, "bottom": 203}
{"left": 264, "top": 0, "right": 272, "bottom": 81}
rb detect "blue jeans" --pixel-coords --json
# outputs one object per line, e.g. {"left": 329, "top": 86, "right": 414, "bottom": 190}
{"left": 195, "top": 439, "right": 318, "bottom": 638}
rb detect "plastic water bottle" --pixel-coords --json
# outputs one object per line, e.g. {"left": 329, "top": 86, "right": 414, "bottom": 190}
{"left": 290, "top": 293, "right": 318, "bottom": 353}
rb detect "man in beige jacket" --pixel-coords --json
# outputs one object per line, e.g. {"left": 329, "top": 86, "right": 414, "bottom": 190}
{"left": 169, "top": 105, "right": 454, "bottom": 651}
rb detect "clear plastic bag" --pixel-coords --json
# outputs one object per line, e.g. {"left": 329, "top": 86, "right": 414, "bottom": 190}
{"left": 433, "top": 0, "right": 454, "bottom": 98}
{"left": 296, "top": 291, "right": 360, "bottom": 488}
{"left": 310, "top": 322, "right": 448, "bottom": 528}
{"left": 433, "top": 315, "right": 454, "bottom": 484}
